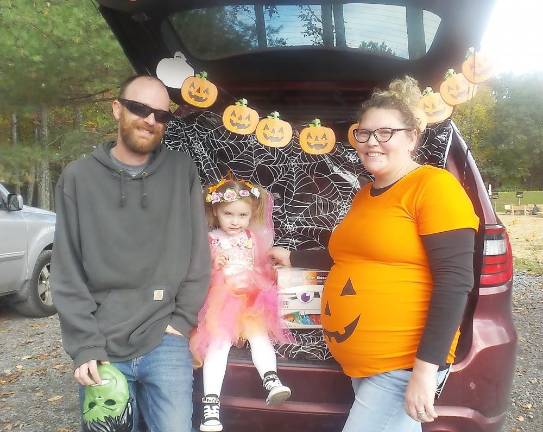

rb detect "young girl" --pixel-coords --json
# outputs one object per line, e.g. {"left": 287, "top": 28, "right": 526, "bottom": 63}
{"left": 190, "top": 177, "right": 290, "bottom": 432}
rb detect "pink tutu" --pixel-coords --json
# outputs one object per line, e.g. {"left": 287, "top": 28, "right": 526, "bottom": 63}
{"left": 190, "top": 227, "right": 288, "bottom": 365}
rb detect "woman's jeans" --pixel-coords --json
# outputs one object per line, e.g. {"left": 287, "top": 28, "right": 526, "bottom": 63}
{"left": 80, "top": 334, "right": 194, "bottom": 432}
{"left": 342, "top": 368, "right": 449, "bottom": 432}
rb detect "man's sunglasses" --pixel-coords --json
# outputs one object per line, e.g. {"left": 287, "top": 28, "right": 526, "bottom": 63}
{"left": 118, "top": 98, "right": 175, "bottom": 124}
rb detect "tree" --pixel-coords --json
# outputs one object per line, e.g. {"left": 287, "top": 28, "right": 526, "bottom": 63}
{"left": 452, "top": 85, "right": 497, "bottom": 184}
{"left": 0, "top": 0, "right": 132, "bottom": 108}
{"left": 0, "top": 1, "right": 132, "bottom": 207}
{"left": 359, "top": 41, "right": 395, "bottom": 56}
{"left": 491, "top": 74, "right": 543, "bottom": 189}
{"left": 453, "top": 75, "right": 543, "bottom": 190}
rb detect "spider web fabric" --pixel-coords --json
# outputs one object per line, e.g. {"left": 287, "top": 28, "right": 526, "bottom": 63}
{"left": 164, "top": 112, "right": 452, "bottom": 360}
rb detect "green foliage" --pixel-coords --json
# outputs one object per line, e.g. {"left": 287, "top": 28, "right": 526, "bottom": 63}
{"left": 453, "top": 75, "right": 543, "bottom": 189}
{"left": 359, "top": 41, "right": 395, "bottom": 56}
{"left": 0, "top": 1, "right": 131, "bottom": 205}
{"left": 0, "top": 102, "right": 117, "bottom": 186}
{"left": 491, "top": 74, "right": 543, "bottom": 189}
{"left": 0, "top": 0, "right": 132, "bottom": 109}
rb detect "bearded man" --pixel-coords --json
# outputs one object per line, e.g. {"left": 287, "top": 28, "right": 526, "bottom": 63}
{"left": 51, "top": 75, "right": 211, "bottom": 432}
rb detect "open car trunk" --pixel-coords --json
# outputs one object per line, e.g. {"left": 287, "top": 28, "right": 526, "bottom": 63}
{"left": 95, "top": 3, "right": 519, "bottom": 431}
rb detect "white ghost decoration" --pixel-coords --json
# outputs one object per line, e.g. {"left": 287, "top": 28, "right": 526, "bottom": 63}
{"left": 156, "top": 52, "right": 194, "bottom": 89}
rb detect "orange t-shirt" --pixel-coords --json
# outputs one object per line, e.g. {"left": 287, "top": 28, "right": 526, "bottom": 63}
{"left": 323, "top": 165, "right": 479, "bottom": 377}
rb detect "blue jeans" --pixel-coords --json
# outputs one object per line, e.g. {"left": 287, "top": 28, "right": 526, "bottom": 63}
{"left": 341, "top": 368, "right": 449, "bottom": 432}
{"left": 80, "top": 334, "right": 194, "bottom": 432}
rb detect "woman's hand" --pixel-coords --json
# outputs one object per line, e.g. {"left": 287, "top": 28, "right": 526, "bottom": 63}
{"left": 404, "top": 358, "right": 439, "bottom": 423}
{"left": 269, "top": 247, "right": 292, "bottom": 267}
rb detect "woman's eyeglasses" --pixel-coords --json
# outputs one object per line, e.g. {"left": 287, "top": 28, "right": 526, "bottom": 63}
{"left": 353, "top": 127, "right": 413, "bottom": 143}
{"left": 118, "top": 98, "right": 175, "bottom": 124}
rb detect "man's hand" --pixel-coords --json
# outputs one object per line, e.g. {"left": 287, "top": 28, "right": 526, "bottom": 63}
{"left": 74, "top": 360, "right": 102, "bottom": 386}
{"left": 404, "top": 359, "right": 439, "bottom": 423}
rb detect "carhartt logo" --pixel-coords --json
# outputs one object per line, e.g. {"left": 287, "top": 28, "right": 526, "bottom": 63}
{"left": 153, "top": 290, "right": 164, "bottom": 301}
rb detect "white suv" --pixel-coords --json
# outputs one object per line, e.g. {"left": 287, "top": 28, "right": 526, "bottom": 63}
{"left": 0, "top": 183, "right": 56, "bottom": 317}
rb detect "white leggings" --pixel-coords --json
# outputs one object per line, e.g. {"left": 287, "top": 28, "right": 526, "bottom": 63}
{"left": 203, "top": 334, "right": 277, "bottom": 396}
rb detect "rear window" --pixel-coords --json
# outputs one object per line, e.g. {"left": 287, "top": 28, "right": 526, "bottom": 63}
{"left": 167, "top": 2, "right": 441, "bottom": 60}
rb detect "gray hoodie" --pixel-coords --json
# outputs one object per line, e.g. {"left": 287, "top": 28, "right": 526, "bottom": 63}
{"left": 51, "top": 142, "right": 211, "bottom": 368}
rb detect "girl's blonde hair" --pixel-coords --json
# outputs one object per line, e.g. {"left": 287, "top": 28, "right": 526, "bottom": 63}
{"left": 358, "top": 75, "right": 423, "bottom": 133}
{"left": 203, "top": 178, "right": 268, "bottom": 230}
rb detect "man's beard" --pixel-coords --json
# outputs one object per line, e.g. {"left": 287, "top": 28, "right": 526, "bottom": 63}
{"left": 119, "top": 118, "right": 164, "bottom": 155}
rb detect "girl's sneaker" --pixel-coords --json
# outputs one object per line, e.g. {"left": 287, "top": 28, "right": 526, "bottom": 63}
{"left": 200, "top": 394, "right": 222, "bottom": 432}
{"left": 263, "top": 371, "right": 291, "bottom": 405}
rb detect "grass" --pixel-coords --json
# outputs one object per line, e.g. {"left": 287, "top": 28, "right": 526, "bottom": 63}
{"left": 490, "top": 190, "right": 543, "bottom": 213}
{"left": 514, "top": 257, "right": 543, "bottom": 275}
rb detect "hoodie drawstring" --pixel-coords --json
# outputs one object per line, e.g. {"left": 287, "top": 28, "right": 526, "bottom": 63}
{"left": 141, "top": 172, "right": 148, "bottom": 208}
{"left": 119, "top": 170, "right": 127, "bottom": 207}
{"left": 118, "top": 170, "right": 149, "bottom": 208}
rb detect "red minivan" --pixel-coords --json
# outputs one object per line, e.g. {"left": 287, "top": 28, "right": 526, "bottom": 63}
{"left": 97, "top": 1, "right": 516, "bottom": 431}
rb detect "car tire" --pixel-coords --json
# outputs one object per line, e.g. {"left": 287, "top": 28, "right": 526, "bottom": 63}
{"left": 13, "top": 249, "right": 56, "bottom": 317}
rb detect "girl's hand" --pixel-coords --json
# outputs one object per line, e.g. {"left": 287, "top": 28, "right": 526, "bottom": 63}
{"left": 214, "top": 254, "right": 227, "bottom": 269}
{"left": 269, "top": 247, "right": 292, "bottom": 267}
{"left": 404, "top": 359, "right": 439, "bottom": 423}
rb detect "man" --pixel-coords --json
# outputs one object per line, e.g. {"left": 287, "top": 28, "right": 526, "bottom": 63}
{"left": 51, "top": 75, "right": 211, "bottom": 431}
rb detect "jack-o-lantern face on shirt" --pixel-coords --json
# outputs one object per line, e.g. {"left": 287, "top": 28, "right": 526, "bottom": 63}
{"left": 222, "top": 99, "right": 259, "bottom": 134}
{"left": 300, "top": 119, "right": 336, "bottom": 154}
{"left": 321, "top": 278, "right": 361, "bottom": 344}
{"left": 180, "top": 72, "right": 218, "bottom": 108}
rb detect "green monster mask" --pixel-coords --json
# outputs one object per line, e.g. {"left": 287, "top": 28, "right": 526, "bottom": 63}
{"left": 82, "top": 364, "right": 133, "bottom": 432}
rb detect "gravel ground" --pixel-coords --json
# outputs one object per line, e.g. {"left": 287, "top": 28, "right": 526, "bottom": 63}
{"left": 0, "top": 273, "right": 541, "bottom": 432}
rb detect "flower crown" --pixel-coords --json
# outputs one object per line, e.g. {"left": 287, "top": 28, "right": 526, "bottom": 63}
{"left": 205, "top": 178, "right": 260, "bottom": 204}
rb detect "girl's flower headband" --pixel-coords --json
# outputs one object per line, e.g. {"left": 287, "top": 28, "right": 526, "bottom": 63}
{"left": 205, "top": 178, "right": 260, "bottom": 204}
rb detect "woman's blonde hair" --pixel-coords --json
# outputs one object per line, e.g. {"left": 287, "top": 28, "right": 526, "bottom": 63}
{"left": 358, "top": 76, "right": 423, "bottom": 133}
{"left": 203, "top": 179, "right": 268, "bottom": 230}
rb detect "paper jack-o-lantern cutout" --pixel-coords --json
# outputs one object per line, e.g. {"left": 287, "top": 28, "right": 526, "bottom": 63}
{"left": 347, "top": 123, "right": 358, "bottom": 148}
{"left": 82, "top": 364, "right": 133, "bottom": 432}
{"left": 223, "top": 98, "right": 259, "bottom": 135}
{"left": 462, "top": 47, "right": 493, "bottom": 84}
{"left": 321, "top": 278, "right": 361, "bottom": 344}
{"left": 418, "top": 87, "right": 453, "bottom": 124}
{"left": 255, "top": 111, "right": 293, "bottom": 147}
{"left": 300, "top": 119, "right": 336, "bottom": 155}
{"left": 156, "top": 51, "right": 194, "bottom": 88}
{"left": 181, "top": 71, "right": 218, "bottom": 108}
{"left": 439, "top": 69, "right": 477, "bottom": 106}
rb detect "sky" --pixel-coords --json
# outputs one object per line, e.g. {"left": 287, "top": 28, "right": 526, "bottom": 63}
{"left": 481, "top": 0, "right": 543, "bottom": 75}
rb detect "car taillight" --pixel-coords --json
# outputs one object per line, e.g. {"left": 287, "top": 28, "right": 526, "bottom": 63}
{"left": 480, "top": 224, "right": 513, "bottom": 287}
